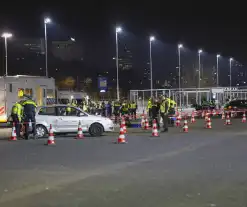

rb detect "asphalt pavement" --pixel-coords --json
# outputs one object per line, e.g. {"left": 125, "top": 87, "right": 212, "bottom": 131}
{"left": 0, "top": 118, "right": 247, "bottom": 206}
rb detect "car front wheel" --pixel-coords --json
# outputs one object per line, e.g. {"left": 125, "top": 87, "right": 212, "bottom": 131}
{"left": 89, "top": 123, "right": 104, "bottom": 137}
{"left": 36, "top": 124, "right": 48, "bottom": 138}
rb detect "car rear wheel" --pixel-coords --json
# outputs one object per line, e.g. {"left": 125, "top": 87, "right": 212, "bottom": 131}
{"left": 89, "top": 123, "right": 104, "bottom": 137}
{"left": 36, "top": 124, "right": 48, "bottom": 138}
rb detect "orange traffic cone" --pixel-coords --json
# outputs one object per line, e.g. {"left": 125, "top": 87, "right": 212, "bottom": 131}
{"left": 206, "top": 117, "right": 212, "bottom": 129}
{"left": 9, "top": 122, "right": 17, "bottom": 141}
{"left": 117, "top": 127, "right": 127, "bottom": 144}
{"left": 176, "top": 118, "right": 181, "bottom": 127}
{"left": 141, "top": 116, "right": 145, "bottom": 129}
{"left": 225, "top": 113, "right": 231, "bottom": 125}
{"left": 191, "top": 112, "right": 196, "bottom": 123}
{"left": 183, "top": 119, "right": 188, "bottom": 133}
{"left": 46, "top": 124, "right": 55, "bottom": 145}
{"left": 75, "top": 121, "right": 84, "bottom": 139}
{"left": 144, "top": 118, "right": 149, "bottom": 130}
{"left": 121, "top": 117, "right": 127, "bottom": 134}
{"left": 242, "top": 112, "right": 246, "bottom": 123}
{"left": 152, "top": 119, "right": 159, "bottom": 137}
{"left": 205, "top": 113, "right": 209, "bottom": 121}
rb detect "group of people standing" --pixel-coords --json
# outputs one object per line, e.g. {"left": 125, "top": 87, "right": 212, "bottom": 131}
{"left": 147, "top": 95, "right": 177, "bottom": 132}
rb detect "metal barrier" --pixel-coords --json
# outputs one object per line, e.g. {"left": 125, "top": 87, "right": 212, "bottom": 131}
{"left": 130, "top": 87, "right": 247, "bottom": 113}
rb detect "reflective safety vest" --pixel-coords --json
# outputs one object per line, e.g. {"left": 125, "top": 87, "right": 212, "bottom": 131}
{"left": 22, "top": 100, "right": 37, "bottom": 107}
{"left": 11, "top": 103, "right": 23, "bottom": 117}
{"left": 147, "top": 100, "right": 152, "bottom": 109}
{"left": 122, "top": 103, "right": 128, "bottom": 112}
{"left": 160, "top": 100, "right": 168, "bottom": 113}
{"left": 130, "top": 103, "right": 137, "bottom": 109}
{"left": 167, "top": 98, "right": 171, "bottom": 108}
{"left": 170, "top": 100, "right": 176, "bottom": 108}
{"left": 66, "top": 104, "right": 71, "bottom": 112}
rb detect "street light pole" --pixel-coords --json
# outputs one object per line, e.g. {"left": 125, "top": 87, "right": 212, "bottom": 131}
{"left": 229, "top": 58, "right": 233, "bottom": 88}
{"left": 178, "top": 44, "right": 183, "bottom": 107}
{"left": 216, "top": 54, "right": 220, "bottom": 86}
{"left": 198, "top": 49, "right": 202, "bottom": 89}
{"left": 198, "top": 49, "right": 202, "bottom": 105}
{"left": 1, "top": 32, "right": 12, "bottom": 76}
{"left": 115, "top": 27, "right": 122, "bottom": 101}
{"left": 149, "top": 36, "right": 155, "bottom": 97}
{"left": 44, "top": 17, "right": 51, "bottom": 77}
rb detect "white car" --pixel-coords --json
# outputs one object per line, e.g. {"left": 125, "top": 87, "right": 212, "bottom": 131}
{"left": 35, "top": 105, "right": 114, "bottom": 138}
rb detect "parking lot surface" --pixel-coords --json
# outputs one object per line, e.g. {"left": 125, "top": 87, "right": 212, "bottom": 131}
{"left": 0, "top": 118, "right": 247, "bottom": 206}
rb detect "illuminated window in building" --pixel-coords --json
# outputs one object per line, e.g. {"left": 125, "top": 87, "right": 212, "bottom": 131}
{"left": 18, "top": 89, "right": 24, "bottom": 97}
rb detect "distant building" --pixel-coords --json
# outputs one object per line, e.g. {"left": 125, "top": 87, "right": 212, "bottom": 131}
{"left": 51, "top": 40, "right": 83, "bottom": 61}
{"left": 10, "top": 38, "right": 45, "bottom": 55}
{"left": 119, "top": 45, "right": 133, "bottom": 71}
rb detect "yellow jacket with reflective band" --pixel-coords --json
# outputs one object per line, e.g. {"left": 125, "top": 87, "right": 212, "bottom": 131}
{"left": 167, "top": 98, "right": 171, "bottom": 108}
{"left": 130, "top": 103, "right": 137, "bottom": 109}
{"left": 11, "top": 103, "right": 23, "bottom": 119}
{"left": 66, "top": 103, "right": 71, "bottom": 112}
{"left": 22, "top": 100, "right": 37, "bottom": 107}
{"left": 160, "top": 100, "right": 168, "bottom": 113}
{"left": 147, "top": 100, "right": 152, "bottom": 109}
{"left": 170, "top": 100, "right": 176, "bottom": 108}
{"left": 122, "top": 103, "right": 128, "bottom": 111}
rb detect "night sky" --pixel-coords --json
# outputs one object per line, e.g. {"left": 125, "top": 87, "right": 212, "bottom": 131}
{"left": 0, "top": 2, "right": 246, "bottom": 89}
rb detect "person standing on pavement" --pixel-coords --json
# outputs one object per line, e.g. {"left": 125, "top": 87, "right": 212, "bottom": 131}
{"left": 11, "top": 101, "right": 23, "bottom": 138}
{"left": 151, "top": 98, "right": 160, "bottom": 129}
{"left": 113, "top": 101, "right": 121, "bottom": 124}
{"left": 160, "top": 96, "right": 169, "bottom": 132}
{"left": 130, "top": 101, "right": 137, "bottom": 120}
{"left": 22, "top": 97, "right": 37, "bottom": 139}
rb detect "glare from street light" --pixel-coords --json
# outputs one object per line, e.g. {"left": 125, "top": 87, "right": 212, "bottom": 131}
{"left": 1, "top": 32, "right": 12, "bottom": 38}
{"left": 178, "top": 44, "right": 183, "bottom": 49}
{"left": 230, "top": 57, "right": 233, "bottom": 62}
{"left": 198, "top": 49, "right": 203, "bottom": 54}
{"left": 44, "top": 17, "right": 51, "bottom": 24}
{"left": 116, "top": 27, "right": 122, "bottom": 33}
{"left": 70, "top": 37, "right": 75, "bottom": 42}
{"left": 150, "top": 36, "right": 155, "bottom": 42}
{"left": 217, "top": 54, "right": 220, "bottom": 58}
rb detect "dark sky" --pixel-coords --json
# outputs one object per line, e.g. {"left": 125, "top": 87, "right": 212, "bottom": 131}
{"left": 0, "top": 2, "right": 245, "bottom": 61}
{"left": 0, "top": 2, "right": 246, "bottom": 86}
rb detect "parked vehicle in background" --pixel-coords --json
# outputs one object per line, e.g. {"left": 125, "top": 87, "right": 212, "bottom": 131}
{"left": 0, "top": 75, "right": 55, "bottom": 123}
{"left": 35, "top": 105, "right": 114, "bottom": 138}
{"left": 57, "top": 90, "right": 87, "bottom": 105}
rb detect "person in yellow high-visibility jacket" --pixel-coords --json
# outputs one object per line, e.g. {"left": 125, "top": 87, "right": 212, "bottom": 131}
{"left": 147, "top": 98, "right": 152, "bottom": 118}
{"left": 11, "top": 102, "right": 23, "bottom": 137}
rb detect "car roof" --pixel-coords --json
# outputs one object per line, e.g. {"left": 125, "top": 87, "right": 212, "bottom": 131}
{"left": 37, "top": 104, "right": 78, "bottom": 109}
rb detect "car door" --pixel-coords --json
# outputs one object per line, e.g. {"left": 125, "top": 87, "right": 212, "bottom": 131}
{"left": 36, "top": 106, "right": 58, "bottom": 130}
{"left": 56, "top": 106, "right": 87, "bottom": 132}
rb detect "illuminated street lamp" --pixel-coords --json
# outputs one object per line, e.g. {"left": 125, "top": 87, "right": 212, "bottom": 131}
{"left": 229, "top": 58, "right": 233, "bottom": 88}
{"left": 198, "top": 49, "right": 203, "bottom": 89}
{"left": 178, "top": 44, "right": 183, "bottom": 107}
{"left": 149, "top": 36, "right": 155, "bottom": 96}
{"left": 1, "top": 32, "right": 13, "bottom": 76}
{"left": 216, "top": 54, "right": 220, "bottom": 86}
{"left": 44, "top": 17, "right": 51, "bottom": 77}
{"left": 115, "top": 27, "right": 122, "bottom": 100}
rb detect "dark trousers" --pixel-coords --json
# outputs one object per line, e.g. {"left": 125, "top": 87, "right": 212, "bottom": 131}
{"left": 130, "top": 109, "right": 136, "bottom": 119}
{"left": 12, "top": 114, "right": 20, "bottom": 137}
{"left": 24, "top": 115, "right": 36, "bottom": 136}
{"left": 148, "top": 108, "right": 152, "bottom": 118}
{"left": 161, "top": 113, "right": 168, "bottom": 130}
